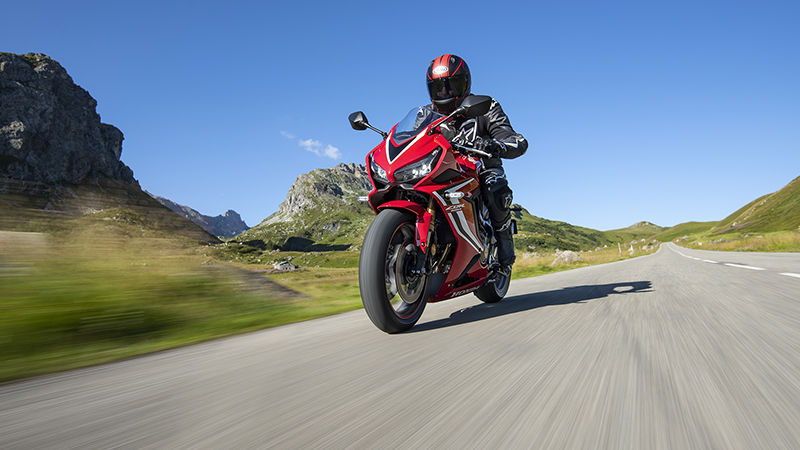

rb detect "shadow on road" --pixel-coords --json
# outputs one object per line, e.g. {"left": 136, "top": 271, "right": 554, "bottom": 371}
{"left": 410, "top": 281, "right": 653, "bottom": 333}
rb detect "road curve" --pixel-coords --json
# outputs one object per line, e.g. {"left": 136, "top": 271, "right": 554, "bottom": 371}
{"left": 2, "top": 243, "right": 800, "bottom": 448}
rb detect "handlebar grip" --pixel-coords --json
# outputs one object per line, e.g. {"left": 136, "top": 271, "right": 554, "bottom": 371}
{"left": 452, "top": 143, "right": 492, "bottom": 158}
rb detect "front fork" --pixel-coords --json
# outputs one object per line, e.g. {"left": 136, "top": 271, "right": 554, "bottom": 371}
{"left": 417, "top": 197, "right": 436, "bottom": 252}
{"left": 408, "top": 198, "right": 437, "bottom": 276}
{"left": 377, "top": 198, "right": 447, "bottom": 277}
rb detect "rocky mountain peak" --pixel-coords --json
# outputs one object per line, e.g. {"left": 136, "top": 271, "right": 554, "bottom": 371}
{"left": 264, "top": 162, "right": 371, "bottom": 225}
{"left": 0, "top": 52, "right": 134, "bottom": 185}
{"left": 631, "top": 221, "right": 660, "bottom": 228}
{"left": 148, "top": 193, "right": 250, "bottom": 238}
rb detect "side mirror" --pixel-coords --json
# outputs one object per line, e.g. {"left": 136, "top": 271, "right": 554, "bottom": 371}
{"left": 458, "top": 95, "right": 493, "bottom": 118}
{"left": 348, "top": 111, "right": 388, "bottom": 138}
{"left": 348, "top": 111, "right": 369, "bottom": 131}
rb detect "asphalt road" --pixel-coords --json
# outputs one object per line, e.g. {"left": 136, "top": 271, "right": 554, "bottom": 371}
{"left": 2, "top": 243, "right": 800, "bottom": 449}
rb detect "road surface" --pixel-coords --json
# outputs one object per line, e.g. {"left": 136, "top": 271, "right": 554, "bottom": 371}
{"left": 2, "top": 243, "right": 799, "bottom": 448}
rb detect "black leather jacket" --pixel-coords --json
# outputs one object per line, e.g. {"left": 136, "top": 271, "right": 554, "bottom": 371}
{"left": 453, "top": 97, "right": 528, "bottom": 169}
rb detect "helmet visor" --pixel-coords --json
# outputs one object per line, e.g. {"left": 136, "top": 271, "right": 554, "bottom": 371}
{"left": 427, "top": 76, "right": 468, "bottom": 101}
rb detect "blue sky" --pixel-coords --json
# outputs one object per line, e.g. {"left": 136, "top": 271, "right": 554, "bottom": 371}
{"left": 3, "top": 0, "right": 798, "bottom": 230}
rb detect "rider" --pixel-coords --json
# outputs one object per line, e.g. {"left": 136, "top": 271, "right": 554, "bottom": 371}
{"left": 426, "top": 54, "right": 528, "bottom": 268}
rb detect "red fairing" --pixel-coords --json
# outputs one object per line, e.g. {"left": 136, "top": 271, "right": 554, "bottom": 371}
{"left": 363, "top": 108, "right": 492, "bottom": 303}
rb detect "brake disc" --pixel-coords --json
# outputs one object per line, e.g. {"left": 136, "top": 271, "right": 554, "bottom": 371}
{"left": 396, "top": 244, "right": 425, "bottom": 303}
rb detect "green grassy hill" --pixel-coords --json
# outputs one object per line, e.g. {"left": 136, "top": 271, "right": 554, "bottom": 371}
{"left": 643, "top": 176, "right": 799, "bottom": 245}
{"left": 512, "top": 208, "right": 658, "bottom": 252}
{"left": 651, "top": 221, "right": 719, "bottom": 241}
{"left": 710, "top": 176, "right": 800, "bottom": 235}
{"left": 604, "top": 221, "right": 666, "bottom": 243}
{"left": 652, "top": 176, "right": 800, "bottom": 252}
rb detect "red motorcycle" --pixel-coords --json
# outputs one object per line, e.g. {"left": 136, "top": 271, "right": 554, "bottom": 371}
{"left": 349, "top": 95, "right": 516, "bottom": 333}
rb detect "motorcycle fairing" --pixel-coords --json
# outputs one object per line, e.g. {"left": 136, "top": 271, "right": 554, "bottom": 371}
{"left": 363, "top": 107, "right": 490, "bottom": 303}
{"left": 430, "top": 178, "right": 483, "bottom": 254}
{"left": 426, "top": 178, "right": 489, "bottom": 302}
{"left": 386, "top": 128, "right": 427, "bottom": 163}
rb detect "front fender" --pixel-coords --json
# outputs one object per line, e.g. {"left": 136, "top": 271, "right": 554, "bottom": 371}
{"left": 377, "top": 200, "right": 425, "bottom": 219}
{"left": 377, "top": 200, "right": 432, "bottom": 252}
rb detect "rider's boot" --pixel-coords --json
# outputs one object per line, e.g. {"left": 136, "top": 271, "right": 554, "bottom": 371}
{"left": 496, "top": 227, "right": 516, "bottom": 268}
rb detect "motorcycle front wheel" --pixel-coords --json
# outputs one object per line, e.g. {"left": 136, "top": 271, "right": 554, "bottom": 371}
{"left": 359, "top": 209, "right": 427, "bottom": 333}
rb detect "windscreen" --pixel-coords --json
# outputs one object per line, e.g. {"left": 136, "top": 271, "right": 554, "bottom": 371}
{"left": 391, "top": 106, "right": 443, "bottom": 144}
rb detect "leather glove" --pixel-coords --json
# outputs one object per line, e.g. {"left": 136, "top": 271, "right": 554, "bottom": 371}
{"left": 451, "top": 132, "right": 469, "bottom": 147}
{"left": 474, "top": 136, "right": 505, "bottom": 156}
{"left": 451, "top": 133, "right": 504, "bottom": 157}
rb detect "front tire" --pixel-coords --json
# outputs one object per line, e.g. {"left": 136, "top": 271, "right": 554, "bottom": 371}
{"left": 359, "top": 209, "right": 427, "bottom": 333}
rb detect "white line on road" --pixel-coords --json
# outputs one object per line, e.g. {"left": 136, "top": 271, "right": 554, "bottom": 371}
{"left": 780, "top": 272, "right": 800, "bottom": 279}
{"left": 724, "top": 263, "right": 766, "bottom": 271}
{"left": 703, "top": 259, "right": 718, "bottom": 264}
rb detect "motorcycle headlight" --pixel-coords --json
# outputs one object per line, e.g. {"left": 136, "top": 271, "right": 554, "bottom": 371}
{"left": 369, "top": 154, "right": 388, "bottom": 184}
{"left": 394, "top": 148, "right": 441, "bottom": 183}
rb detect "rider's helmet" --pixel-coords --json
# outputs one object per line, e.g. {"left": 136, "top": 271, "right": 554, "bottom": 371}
{"left": 426, "top": 54, "right": 471, "bottom": 115}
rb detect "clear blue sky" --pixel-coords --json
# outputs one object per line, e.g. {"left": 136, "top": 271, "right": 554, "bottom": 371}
{"left": 3, "top": 0, "right": 798, "bottom": 230}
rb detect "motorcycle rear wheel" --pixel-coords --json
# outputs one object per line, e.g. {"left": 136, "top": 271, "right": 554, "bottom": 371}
{"left": 475, "top": 265, "right": 511, "bottom": 303}
{"left": 359, "top": 209, "right": 427, "bottom": 333}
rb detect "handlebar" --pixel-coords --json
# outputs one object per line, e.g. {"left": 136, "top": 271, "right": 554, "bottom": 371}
{"left": 451, "top": 142, "right": 492, "bottom": 158}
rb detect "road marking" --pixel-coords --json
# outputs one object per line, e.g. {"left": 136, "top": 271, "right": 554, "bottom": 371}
{"left": 780, "top": 272, "right": 800, "bottom": 279}
{"left": 671, "top": 245, "right": 782, "bottom": 274}
{"left": 724, "top": 263, "right": 766, "bottom": 271}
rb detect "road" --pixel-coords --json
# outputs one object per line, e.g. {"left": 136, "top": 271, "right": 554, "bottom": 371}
{"left": 2, "top": 243, "right": 800, "bottom": 449}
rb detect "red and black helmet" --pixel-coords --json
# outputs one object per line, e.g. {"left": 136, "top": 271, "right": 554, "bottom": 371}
{"left": 426, "top": 54, "right": 471, "bottom": 114}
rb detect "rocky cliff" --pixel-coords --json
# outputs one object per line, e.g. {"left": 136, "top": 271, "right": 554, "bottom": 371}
{"left": 149, "top": 193, "right": 249, "bottom": 238}
{"left": 0, "top": 52, "right": 217, "bottom": 243}
{"left": 0, "top": 52, "right": 134, "bottom": 185}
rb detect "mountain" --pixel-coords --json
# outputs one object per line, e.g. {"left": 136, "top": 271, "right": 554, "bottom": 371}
{"left": 0, "top": 53, "right": 133, "bottom": 185}
{"left": 607, "top": 221, "right": 665, "bottom": 237}
{"left": 650, "top": 175, "right": 800, "bottom": 241}
{"left": 710, "top": 176, "right": 800, "bottom": 235}
{"left": 0, "top": 52, "right": 218, "bottom": 243}
{"left": 513, "top": 213, "right": 660, "bottom": 251}
{"left": 235, "top": 163, "right": 374, "bottom": 250}
{"left": 149, "top": 193, "right": 249, "bottom": 238}
{"left": 651, "top": 221, "right": 719, "bottom": 242}
{"left": 235, "top": 163, "right": 656, "bottom": 252}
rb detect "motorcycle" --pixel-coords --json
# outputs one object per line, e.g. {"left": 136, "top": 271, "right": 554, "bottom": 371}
{"left": 349, "top": 95, "right": 516, "bottom": 333}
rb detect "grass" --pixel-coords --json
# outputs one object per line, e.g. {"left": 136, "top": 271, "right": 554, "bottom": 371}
{"left": 712, "top": 176, "right": 800, "bottom": 235}
{"left": 210, "top": 243, "right": 360, "bottom": 268}
{"left": 651, "top": 221, "right": 719, "bottom": 242}
{"left": 265, "top": 267, "right": 361, "bottom": 309}
{"left": 513, "top": 243, "right": 660, "bottom": 279}
{"left": 0, "top": 213, "right": 360, "bottom": 382}
{"left": 677, "top": 230, "right": 800, "bottom": 252}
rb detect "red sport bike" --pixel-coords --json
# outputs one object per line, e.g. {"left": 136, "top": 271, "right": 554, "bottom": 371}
{"left": 349, "top": 95, "right": 517, "bottom": 333}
